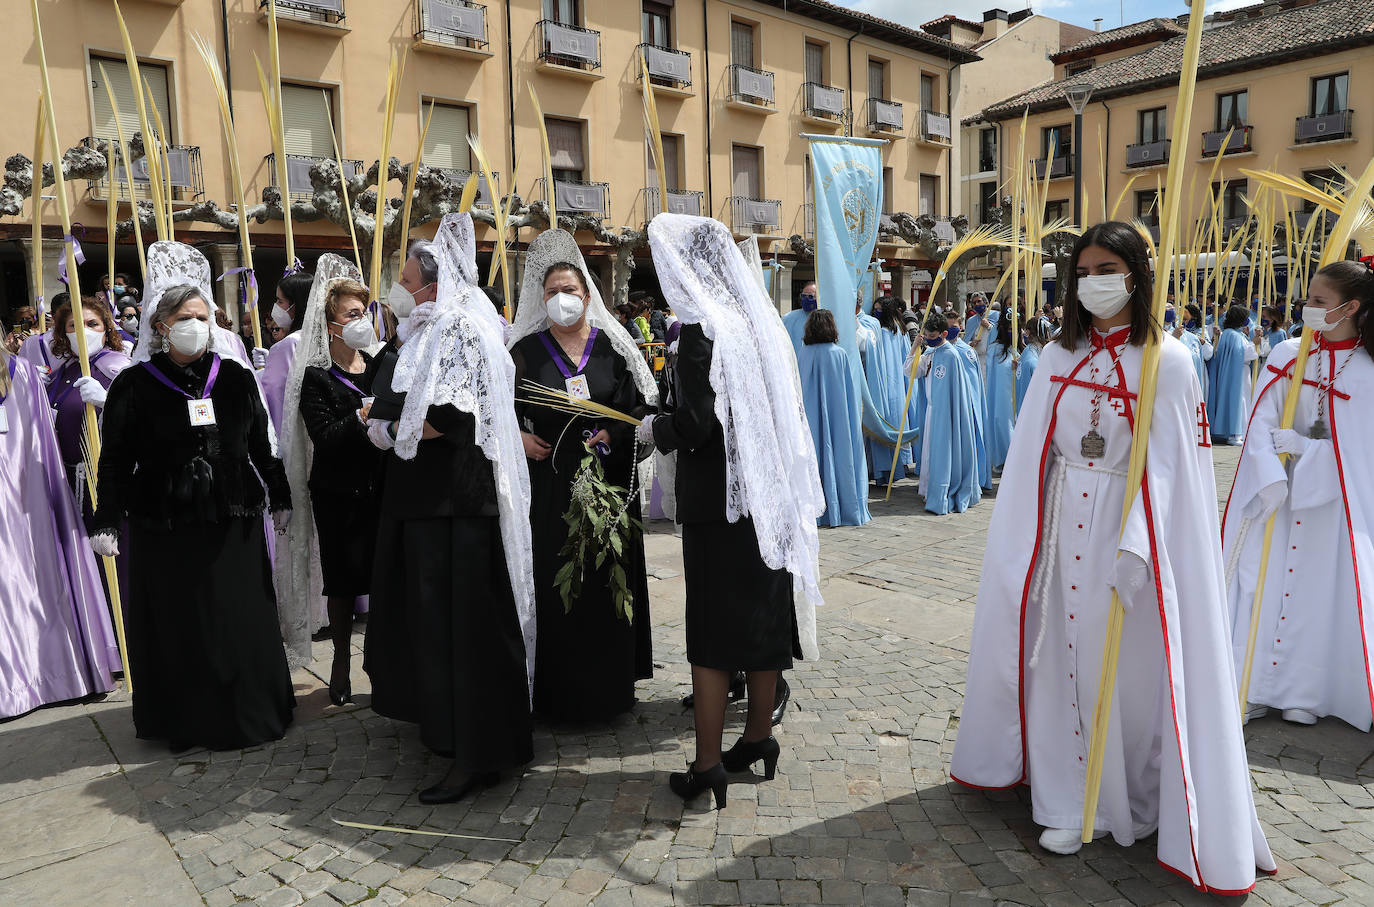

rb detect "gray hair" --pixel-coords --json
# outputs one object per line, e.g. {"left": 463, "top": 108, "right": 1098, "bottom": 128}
{"left": 408, "top": 240, "right": 439, "bottom": 285}
{"left": 154, "top": 284, "right": 209, "bottom": 326}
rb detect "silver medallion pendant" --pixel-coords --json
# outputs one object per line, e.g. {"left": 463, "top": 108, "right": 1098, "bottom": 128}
{"left": 1309, "top": 419, "right": 1328, "bottom": 441}
{"left": 1080, "top": 430, "right": 1106, "bottom": 459}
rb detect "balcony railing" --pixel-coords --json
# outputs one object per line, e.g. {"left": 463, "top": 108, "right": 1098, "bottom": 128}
{"left": 538, "top": 177, "right": 609, "bottom": 220}
{"left": 1202, "top": 124, "right": 1252, "bottom": 156}
{"left": 1294, "top": 209, "right": 1337, "bottom": 232}
{"left": 919, "top": 110, "right": 952, "bottom": 144}
{"left": 265, "top": 153, "right": 363, "bottom": 202}
{"left": 437, "top": 168, "right": 499, "bottom": 207}
{"left": 1295, "top": 109, "right": 1353, "bottom": 144}
{"left": 729, "top": 196, "right": 781, "bottom": 233}
{"left": 1126, "top": 139, "right": 1170, "bottom": 167}
{"left": 865, "top": 97, "right": 903, "bottom": 134}
{"left": 1032, "top": 156, "right": 1071, "bottom": 180}
{"left": 645, "top": 187, "right": 703, "bottom": 220}
{"left": 802, "top": 83, "right": 845, "bottom": 121}
{"left": 727, "top": 64, "right": 775, "bottom": 107}
{"left": 81, "top": 137, "right": 205, "bottom": 202}
{"left": 413, "top": 0, "right": 487, "bottom": 49}
{"left": 537, "top": 19, "right": 600, "bottom": 70}
{"left": 977, "top": 154, "right": 996, "bottom": 173}
{"left": 259, "top": 0, "right": 344, "bottom": 25}
{"left": 637, "top": 43, "right": 691, "bottom": 88}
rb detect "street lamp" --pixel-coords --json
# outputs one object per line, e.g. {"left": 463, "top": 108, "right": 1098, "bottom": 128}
{"left": 1064, "top": 83, "right": 1093, "bottom": 227}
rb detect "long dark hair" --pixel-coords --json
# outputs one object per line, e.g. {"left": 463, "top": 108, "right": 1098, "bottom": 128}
{"left": 1315, "top": 259, "right": 1374, "bottom": 359}
{"left": 1222, "top": 304, "right": 1250, "bottom": 331}
{"left": 277, "top": 269, "right": 314, "bottom": 334}
{"left": 49, "top": 298, "right": 122, "bottom": 358}
{"left": 873, "top": 294, "right": 903, "bottom": 333}
{"left": 803, "top": 309, "right": 838, "bottom": 345}
{"left": 1058, "top": 221, "right": 1159, "bottom": 351}
{"left": 994, "top": 303, "right": 1023, "bottom": 361}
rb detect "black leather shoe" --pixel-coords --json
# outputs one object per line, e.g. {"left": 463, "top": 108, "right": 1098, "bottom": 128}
{"left": 771, "top": 676, "right": 791, "bottom": 726}
{"left": 328, "top": 658, "right": 353, "bottom": 707}
{"left": 681, "top": 672, "right": 746, "bottom": 709}
{"left": 418, "top": 770, "right": 499, "bottom": 805}
{"left": 669, "top": 761, "right": 728, "bottom": 810}
{"left": 721, "top": 735, "right": 780, "bottom": 780}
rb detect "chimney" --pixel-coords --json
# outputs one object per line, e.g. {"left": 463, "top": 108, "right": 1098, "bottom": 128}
{"left": 982, "top": 8, "right": 1009, "bottom": 39}
{"left": 1093, "top": 17, "right": 1103, "bottom": 30}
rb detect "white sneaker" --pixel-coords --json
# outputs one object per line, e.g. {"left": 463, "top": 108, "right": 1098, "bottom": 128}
{"left": 1243, "top": 704, "right": 1269, "bottom": 724}
{"left": 1038, "top": 827, "right": 1105, "bottom": 855}
{"left": 1282, "top": 708, "right": 1318, "bottom": 725}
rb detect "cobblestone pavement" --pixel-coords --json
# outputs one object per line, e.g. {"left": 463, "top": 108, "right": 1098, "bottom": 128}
{"left": 5, "top": 446, "right": 1374, "bottom": 906}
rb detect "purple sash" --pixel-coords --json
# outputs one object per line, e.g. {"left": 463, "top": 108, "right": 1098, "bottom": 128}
{"left": 329, "top": 366, "right": 366, "bottom": 397}
{"left": 538, "top": 327, "right": 598, "bottom": 379}
{"left": 1, "top": 355, "right": 15, "bottom": 404}
{"left": 141, "top": 354, "right": 223, "bottom": 401}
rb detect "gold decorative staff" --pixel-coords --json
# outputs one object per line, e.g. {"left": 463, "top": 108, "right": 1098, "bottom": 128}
{"left": 1080, "top": 0, "right": 1208, "bottom": 842}
{"left": 32, "top": 0, "right": 132, "bottom": 690}
{"left": 189, "top": 34, "right": 262, "bottom": 350}
{"left": 30, "top": 99, "right": 46, "bottom": 334}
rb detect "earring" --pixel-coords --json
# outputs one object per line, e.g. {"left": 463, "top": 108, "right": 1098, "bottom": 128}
{"left": 160, "top": 333, "right": 170, "bottom": 353}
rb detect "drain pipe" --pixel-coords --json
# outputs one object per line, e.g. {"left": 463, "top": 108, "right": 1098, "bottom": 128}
{"left": 220, "top": 0, "right": 234, "bottom": 118}
{"left": 701, "top": 0, "right": 712, "bottom": 210}
{"left": 846, "top": 24, "right": 863, "bottom": 137}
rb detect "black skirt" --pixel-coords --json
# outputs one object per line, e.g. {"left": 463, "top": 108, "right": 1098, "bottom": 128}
{"left": 126, "top": 516, "right": 295, "bottom": 750}
{"left": 682, "top": 517, "right": 800, "bottom": 672}
{"left": 364, "top": 513, "right": 533, "bottom": 771}
{"left": 309, "top": 485, "right": 379, "bottom": 598}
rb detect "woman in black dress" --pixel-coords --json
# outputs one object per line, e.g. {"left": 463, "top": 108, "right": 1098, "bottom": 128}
{"left": 91, "top": 281, "right": 295, "bottom": 752}
{"left": 510, "top": 234, "right": 655, "bottom": 723}
{"left": 296, "top": 275, "right": 382, "bottom": 705}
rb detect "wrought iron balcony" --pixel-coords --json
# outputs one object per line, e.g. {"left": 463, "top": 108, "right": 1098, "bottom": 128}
{"left": 1294, "top": 109, "right": 1353, "bottom": 144}
{"left": 1032, "top": 156, "right": 1071, "bottom": 180}
{"left": 414, "top": 0, "right": 487, "bottom": 49}
{"left": 537, "top": 19, "right": 600, "bottom": 71}
{"left": 729, "top": 196, "right": 781, "bottom": 233}
{"left": 802, "top": 83, "right": 845, "bottom": 121}
{"left": 1126, "top": 139, "right": 1170, "bottom": 168}
{"left": 537, "top": 177, "right": 609, "bottom": 220}
{"left": 1201, "top": 124, "right": 1252, "bottom": 156}
{"left": 919, "top": 110, "right": 952, "bottom": 144}
{"left": 865, "top": 97, "right": 903, "bottom": 134}
{"left": 437, "top": 168, "right": 499, "bottom": 207}
{"left": 264, "top": 153, "right": 363, "bottom": 202}
{"left": 81, "top": 137, "right": 205, "bottom": 202}
{"left": 727, "top": 64, "right": 775, "bottom": 107}
{"left": 645, "top": 187, "right": 704, "bottom": 220}
{"left": 259, "top": 0, "right": 345, "bottom": 26}
{"left": 637, "top": 44, "right": 691, "bottom": 89}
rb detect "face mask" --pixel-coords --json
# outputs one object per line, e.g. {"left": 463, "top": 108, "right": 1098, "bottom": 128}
{"left": 799, "top": 294, "right": 818, "bottom": 313}
{"left": 387, "top": 282, "right": 426, "bottom": 319}
{"left": 871, "top": 305, "right": 883, "bottom": 318}
{"left": 112, "top": 285, "right": 127, "bottom": 297}
{"left": 335, "top": 318, "right": 376, "bottom": 350}
{"left": 1164, "top": 309, "right": 1176, "bottom": 325}
{"left": 166, "top": 319, "right": 210, "bottom": 356}
{"left": 271, "top": 303, "right": 293, "bottom": 330}
{"left": 924, "top": 336, "right": 944, "bottom": 348}
{"left": 1261, "top": 319, "right": 1271, "bottom": 329}
{"left": 946, "top": 326, "right": 961, "bottom": 341}
{"left": 1185, "top": 319, "right": 1199, "bottom": 330}
{"left": 1302, "top": 302, "right": 1352, "bottom": 334}
{"left": 66, "top": 328, "right": 105, "bottom": 353}
{"left": 974, "top": 304, "right": 987, "bottom": 315}
{"left": 120, "top": 315, "right": 139, "bottom": 330}
{"left": 1077, "top": 273, "right": 1131, "bottom": 319}
{"left": 546, "top": 291, "right": 585, "bottom": 328}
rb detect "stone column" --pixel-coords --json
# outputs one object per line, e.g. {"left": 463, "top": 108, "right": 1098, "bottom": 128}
{"left": 202, "top": 243, "right": 241, "bottom": 327}
{"left": 774, "top": 260, "right": 794, "bottom": 314}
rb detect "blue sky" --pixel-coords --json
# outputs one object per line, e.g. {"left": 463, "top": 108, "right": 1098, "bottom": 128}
{"left": 836, "top": 0, "right": 1255, "bottom": 33}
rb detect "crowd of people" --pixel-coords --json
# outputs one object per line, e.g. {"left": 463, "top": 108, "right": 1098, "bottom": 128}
{"left": 2, "top": 212, "right": 1371, "bottom": 894}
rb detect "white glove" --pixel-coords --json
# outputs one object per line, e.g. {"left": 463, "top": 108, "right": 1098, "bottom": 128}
{"left": 1272, "top": 428, "right": 1310, "bottom": 458}
{"left": 367, "top": 419, "right": 396, "bottom": 451}
{"left": 1108, "top": 551, "right": 1151, "bottom": 608}
{"left": 74, "top": 376, "right": 108, "bottom": 407}
{"left": 272, "top": 510, "right": 292, "bottom": 534}
{"left": 90, "top": 532, "right": 120, "bottom": 559}
{"left": 251, "top": 347, "right": 269, "bottom": 370}
{"left": 636, "top": 416, "right": 657, "bottom": 446}
{"left": 397, "top": 302, "right": 436, "bottom": 343}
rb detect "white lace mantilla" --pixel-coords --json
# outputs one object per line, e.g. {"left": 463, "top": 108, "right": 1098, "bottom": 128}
{"left": 648, "top": 213, "right": 825, "bottom": 659}
{"left": 391, "top": 214, "right": 536, "bottom": 695}
{"left": 510, "top": 228, "right": 658, "bottom": 406}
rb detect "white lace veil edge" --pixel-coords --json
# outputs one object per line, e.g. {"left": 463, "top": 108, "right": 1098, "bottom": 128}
{"left": 392, "top": 214, "right": 537, "bottom": 697}
{"left": 511, "top": 228, "right": 659, "bottom": 406}
{"left": 273, "top": 253, "right": 365, "bottom": 668}
{"left": 648, "top": 213, "right": 824, "bottom": 660}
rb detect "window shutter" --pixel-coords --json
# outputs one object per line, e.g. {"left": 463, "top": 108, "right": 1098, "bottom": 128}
{"left": 868, "top": 61, "right": 884, "bottom": 100}
{"left": 731, "top": 22, "right": 754, "bottom": 68}
{"left": 545, "top": 118, "right": 585, "bottom": 171}
{"left": 919, "top": 176, "right": 938, "bottom": 216}
{"left": 732, "top": 145, "right": 759, "bottom": 198}
{"left": 91, "top": 57, "right": 172, "bottom": 142}
{"left": 423, "top": 103, "right": 471, "bottom": 171}
{"left": 805, "top": 43, "right": 823, "bottom": 84}
{"left": 921, "top": 75, "right": 935, "bottom": 111}
{"left": 280, "top": 84, "right": 334, "bottom": 157}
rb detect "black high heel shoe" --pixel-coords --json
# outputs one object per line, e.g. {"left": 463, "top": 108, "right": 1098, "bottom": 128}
{"left": 669, "top": 762, "right": 728, "bottom": 810}
{"left": 328, "top": 658, "right": 353, "bottom": 707}
{"left": 721, "top": 736, "right": 780, "bottom": 780}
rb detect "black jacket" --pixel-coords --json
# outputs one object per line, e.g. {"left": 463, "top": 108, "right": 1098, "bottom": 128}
{"left": 299, "top": 358, "right": 382, "bottom": 499}
{"left": 651, "top": 323, "right": 727, "bottom": 524}
{"left": 93, "top": 351, "right": 291, "bottom": 532}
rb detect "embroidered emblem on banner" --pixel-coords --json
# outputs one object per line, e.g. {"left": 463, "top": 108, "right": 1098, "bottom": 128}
{"left": 933, "top": 364, "right": 946, "bottom": 380}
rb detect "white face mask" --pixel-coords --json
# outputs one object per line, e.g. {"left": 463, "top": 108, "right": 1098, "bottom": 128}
{"left": 1076, "top": 273, "right": 1132, "bottom": 319}
{"left": 120, "top": 314, "right": 140, "bottom": 331}
{"left": 270, "top": 303, "right": 293, "bottom": 330}
{"left": 546, "top": 291, "right": 585, "bottom": 328}
{"left": 336, "top": 317, "right": 376, "bottom": 350}
{"left": 66, "top": 328, "right": 105, "bottom": 354}
{"left": 1302, "top": 301, "right": 1352, "bottom": 334}
{"left": 166, "top": 319, "right": 210, "bottom": 356}
{"left": 387, "top": 281, "right": 431, "bottom": 320}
